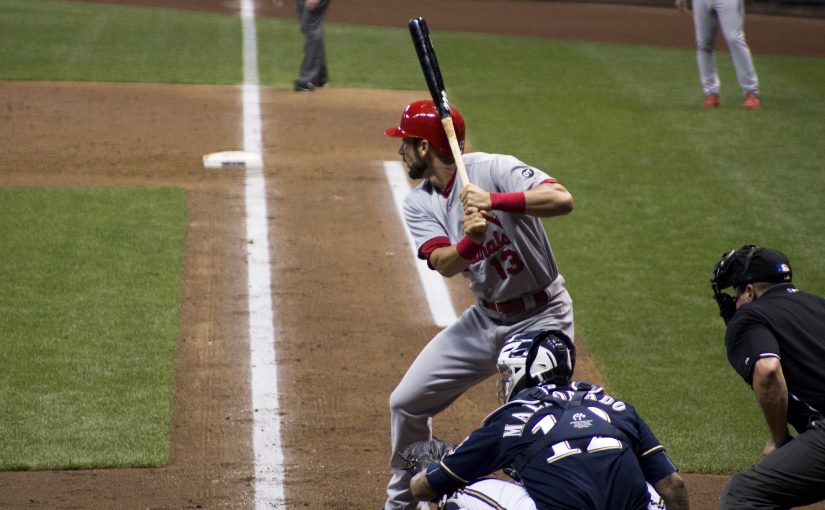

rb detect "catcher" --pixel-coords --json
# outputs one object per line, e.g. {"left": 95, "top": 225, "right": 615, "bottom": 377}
{"left": 403, "top": 330, "right": 690, "bottom": 510}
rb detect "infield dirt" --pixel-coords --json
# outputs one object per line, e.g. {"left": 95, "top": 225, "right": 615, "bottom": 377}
{"left": 1, "top": 1, "right": 824, "bottom": 508}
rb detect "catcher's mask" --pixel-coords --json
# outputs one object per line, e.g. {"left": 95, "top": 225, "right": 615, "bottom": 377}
{"left": 496, "top": 330, "right": 575, "bottom": 405}
{"left": 710, "top": 244, "right": 792, "bottom": 323}
{"left": 384, "top": 100, "right": 465, "bottom": 162}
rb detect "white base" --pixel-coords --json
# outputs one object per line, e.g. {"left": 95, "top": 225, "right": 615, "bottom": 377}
{"left": 202, "top": 150, "right": 262, "bottom": 169}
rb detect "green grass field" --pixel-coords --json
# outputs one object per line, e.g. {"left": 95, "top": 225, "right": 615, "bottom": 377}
{"left": 0, "top": 188, "right": 186, "bottom": 469}
{"left": 1, "top": 0, "right": 824, "bottom": 474}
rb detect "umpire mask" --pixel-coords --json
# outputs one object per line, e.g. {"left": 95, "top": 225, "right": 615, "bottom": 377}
{"left": 710, "top": 245, "right": 792, "bottom": 324}
{"left": 711, "top": 248, "right": 740, "bottom": 324}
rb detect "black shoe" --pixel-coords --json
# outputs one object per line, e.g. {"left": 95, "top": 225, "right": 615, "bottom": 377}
{"left": 293, "top": 80, "right": 315, "bottom": 92}
{"left": 314, "top": 78, "right": 328, "bottom": 88}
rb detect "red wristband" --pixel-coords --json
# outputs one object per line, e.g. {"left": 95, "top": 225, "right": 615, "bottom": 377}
{"left": 490, "top": 192, "right": 526, "bottom": 213}
{"left": 455, "top": 235, "right": 483, "bottom": 260}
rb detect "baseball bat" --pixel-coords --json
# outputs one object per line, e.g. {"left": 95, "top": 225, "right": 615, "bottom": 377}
{"left": 408, "top": 17, "right": 470, "bottom": 187}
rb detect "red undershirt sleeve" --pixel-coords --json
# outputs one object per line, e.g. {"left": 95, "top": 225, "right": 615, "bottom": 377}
{"left": 419, "top": 237, "right": 452, "bottom": 269}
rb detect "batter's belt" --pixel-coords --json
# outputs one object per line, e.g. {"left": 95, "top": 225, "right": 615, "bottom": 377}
{"left": 480, "top": 288, "right": 550, "bottom": 314}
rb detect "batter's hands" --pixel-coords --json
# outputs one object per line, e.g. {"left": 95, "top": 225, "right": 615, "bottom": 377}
{"left": 460, "top": 183, "right": 492, "bottom": 211}
{"left": 463, "top": 206, "right": 488, "bottom": 244}
{"left": 461, "top": 183, "right": 491, "bottom": 243}
{"left": 305, "top": 0, "right": 321, "bottom": 11}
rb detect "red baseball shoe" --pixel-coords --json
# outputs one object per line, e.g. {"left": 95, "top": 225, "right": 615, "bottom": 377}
{"left": 703, "top": 93, "right": 720, "bottom": 108}
{"left": 744, "top": 92, "right": 761, "bottom": 110}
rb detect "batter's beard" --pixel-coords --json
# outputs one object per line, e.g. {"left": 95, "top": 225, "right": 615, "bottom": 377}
{"left": 405, "top": 158, "right": 427, "bottom": 180}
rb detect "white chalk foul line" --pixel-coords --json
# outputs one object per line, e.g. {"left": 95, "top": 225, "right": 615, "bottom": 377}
{"left": 383, "top": 161, "right": 458, "bottom": 328}
{"left": 240, "top": 0, "right": 285, "bottom": 508}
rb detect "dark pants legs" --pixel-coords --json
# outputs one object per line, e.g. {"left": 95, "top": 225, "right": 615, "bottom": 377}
{"left": 718, "top": 425, "right": 825, "bottom": 509}
{"left": 296, "top": 0, "right": 329, "bottom": 85}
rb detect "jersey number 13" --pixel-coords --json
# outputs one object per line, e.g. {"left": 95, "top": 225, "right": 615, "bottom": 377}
{"left": 490, "top": 249, "right": 525, "bottom": 280}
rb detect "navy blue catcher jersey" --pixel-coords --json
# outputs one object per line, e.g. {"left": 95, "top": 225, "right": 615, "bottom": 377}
{"left": 426, "top": 381, "right": 678, "bottom": 510}
{"left": 726, "top": 283, "right": 825, "bottom": 432}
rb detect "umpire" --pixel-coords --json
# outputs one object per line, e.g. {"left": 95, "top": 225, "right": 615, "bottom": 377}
{"left": 710, "top": 244, "right": 825, "bottom": 509}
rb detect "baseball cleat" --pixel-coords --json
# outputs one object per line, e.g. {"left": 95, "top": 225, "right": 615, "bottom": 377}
{"left": 293, "top": 80, "right": 315, "bottom": 92}
{"left": 743, "top": 92, "right": 761, "bottom": 110}
{"left": 702, "top": 93, "right": 720, "bottom": 108}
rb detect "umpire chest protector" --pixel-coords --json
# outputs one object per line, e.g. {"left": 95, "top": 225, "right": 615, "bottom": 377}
{"left": 511, "top": 388, "right": 630, "bottom": 472}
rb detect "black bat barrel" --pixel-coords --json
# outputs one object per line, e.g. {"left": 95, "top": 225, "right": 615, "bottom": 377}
{"left": 409, "top": 17, "right": 451, "bottom": 118}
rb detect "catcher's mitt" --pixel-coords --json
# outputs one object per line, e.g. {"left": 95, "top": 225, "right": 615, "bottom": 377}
{"left": 398, "top": 438, "right": 456, "bottom": 476}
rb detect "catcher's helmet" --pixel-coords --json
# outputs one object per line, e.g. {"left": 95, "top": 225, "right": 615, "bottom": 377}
{"left": 384, "top": 100, "right": 465, "bottom": 161}
{"left": 496, "top": 330, "right": 575, "bottom": 404}
{"left": 710, "top": 244, "right": 792, "bottom": 323}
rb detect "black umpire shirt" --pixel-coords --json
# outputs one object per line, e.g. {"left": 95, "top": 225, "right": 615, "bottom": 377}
{"left": 726, "top": 283, "right": 825, "bottom": 433}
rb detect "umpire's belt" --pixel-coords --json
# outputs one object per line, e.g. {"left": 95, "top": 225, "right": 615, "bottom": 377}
{"left": 480, "top": 289, "right": 550, "bottom": 314}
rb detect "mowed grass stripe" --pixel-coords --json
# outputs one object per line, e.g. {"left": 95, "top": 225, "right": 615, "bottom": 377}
{"left": 0, "top": 188, "right": 186, "bottom": 469}
{"left": 0, "top": 0, "right": 242, "bottom": 84}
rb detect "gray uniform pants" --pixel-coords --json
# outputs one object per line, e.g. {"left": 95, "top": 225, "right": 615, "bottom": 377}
{"left": 295, "top": 0, "right": 329, "bottom": 85}
{"left": 691, "top": 0, "right": 758, "bottom": 96}
{"left": 718, "top": 423, "right": 825, "bottom": 509}
{"left": 384, "top": 277, "right": 574, "bottom": 510}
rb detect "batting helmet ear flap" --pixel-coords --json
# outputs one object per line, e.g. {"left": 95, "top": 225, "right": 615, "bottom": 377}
{"left": 524, "top": 330, "right": 575, "bottom": 387}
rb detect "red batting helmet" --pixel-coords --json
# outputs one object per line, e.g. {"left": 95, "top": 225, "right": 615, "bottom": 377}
{"left": 384, "top": 100, "right": 465, "bottom": 161}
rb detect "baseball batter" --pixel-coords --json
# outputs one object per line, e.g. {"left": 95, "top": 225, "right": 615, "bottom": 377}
{"left": 676, "top": 0, "right": 761, "bottom": 109}
{"left": 382, "top": 100, "right": 575, "bottom": 510}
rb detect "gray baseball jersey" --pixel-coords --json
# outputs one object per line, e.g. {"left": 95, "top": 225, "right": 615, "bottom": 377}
{"left": 402, "top": 152, "right": 558, "bottom": 303}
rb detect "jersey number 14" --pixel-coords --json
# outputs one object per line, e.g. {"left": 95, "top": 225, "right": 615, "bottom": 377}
{"left": 545, "top": 437, "right": 624, "bottom": 464}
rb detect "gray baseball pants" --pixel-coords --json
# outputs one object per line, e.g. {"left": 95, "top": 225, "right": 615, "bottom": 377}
{"left": 295, "top": 0, "right": 329, "bottom": 85}
{"left": 691, "top": 0, "right": 759, "bottom": 96}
